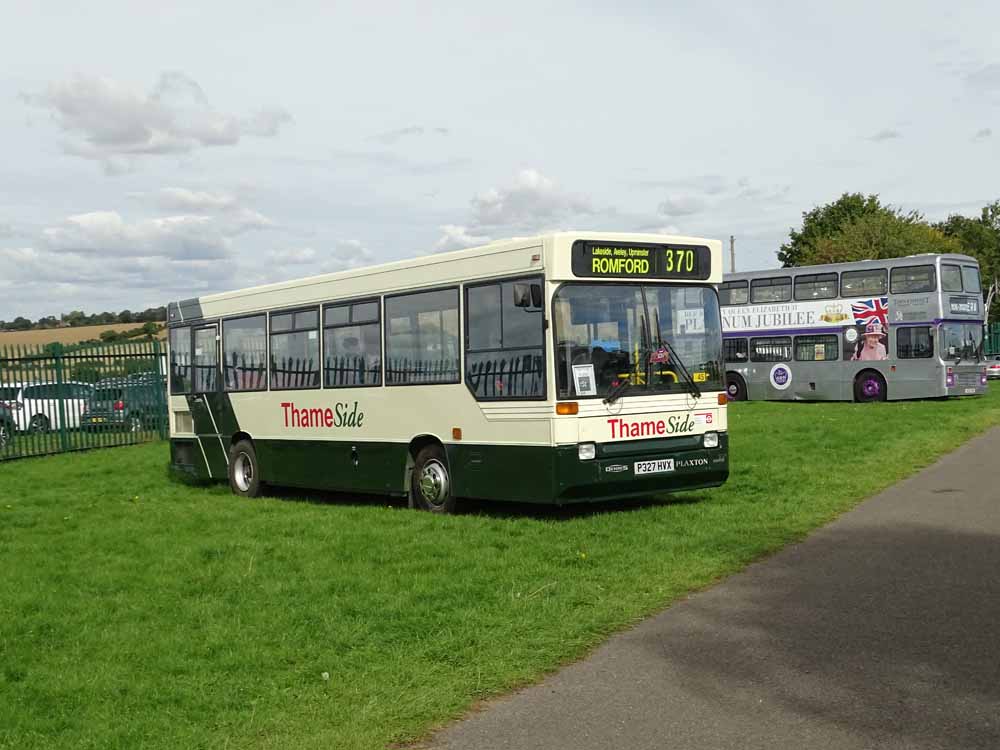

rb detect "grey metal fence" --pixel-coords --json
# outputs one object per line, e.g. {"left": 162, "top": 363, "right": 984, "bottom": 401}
{"left": 0, "top": 341, "right": 167, "bottom": 461}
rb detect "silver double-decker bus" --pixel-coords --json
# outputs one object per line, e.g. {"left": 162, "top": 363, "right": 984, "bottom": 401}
{"left": 720, "top": 253, "right": 987, "bottom": 402}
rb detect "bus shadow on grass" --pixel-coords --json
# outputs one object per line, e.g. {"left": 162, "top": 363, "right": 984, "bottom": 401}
{"left": 254, "top": 483, "right": 707, "bottom": 521}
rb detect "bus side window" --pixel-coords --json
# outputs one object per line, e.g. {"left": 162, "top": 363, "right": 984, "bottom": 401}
{"left": 386, "top": 289, "right": 460, "bottom": 385}
{"left": 465, "top": 277, "right": 545, "bottom": 400}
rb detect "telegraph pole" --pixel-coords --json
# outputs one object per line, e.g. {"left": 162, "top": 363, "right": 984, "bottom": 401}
{"left": 729, "top": 235, "right": 736, "bottom": 273}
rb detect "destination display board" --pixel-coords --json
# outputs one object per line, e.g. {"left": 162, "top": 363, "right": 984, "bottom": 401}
{"left": 571, "top": 240, "right": 712, "bottom": 280}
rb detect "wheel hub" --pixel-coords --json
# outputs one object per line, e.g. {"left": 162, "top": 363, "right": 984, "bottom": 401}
{"left": 419, "top": 460, "right": 449, "bottom": 505}
{"left": 234, "top": 452, "right": 253, "bottom": 492}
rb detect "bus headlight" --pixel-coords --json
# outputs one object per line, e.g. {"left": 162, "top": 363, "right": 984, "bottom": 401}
{"left": 702, "top": 431, "right": 719, "bottom": 448}
{"left": 578, "top": 442, "right": 596, "bottom": 460}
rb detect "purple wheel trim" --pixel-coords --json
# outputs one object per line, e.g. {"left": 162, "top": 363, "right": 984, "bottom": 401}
{"left": 863, "top": 376, "right": 881, "bottom": 398}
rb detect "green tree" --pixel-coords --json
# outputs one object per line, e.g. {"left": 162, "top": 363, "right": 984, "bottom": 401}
{"left": 936, "top": 200, "right": 1000, "bottom": 288}
{"left": 800, "top": 212, "right": 961, "bottom": 266}
{"left": 778, "top": 193, "right": 911, "bottom": 267}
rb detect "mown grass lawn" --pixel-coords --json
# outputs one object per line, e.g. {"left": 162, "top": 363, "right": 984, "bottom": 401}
{"left": 2, "top": 387, "right": 1000, "bottom": 749}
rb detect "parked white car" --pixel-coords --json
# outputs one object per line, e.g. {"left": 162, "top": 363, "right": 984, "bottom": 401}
{"left": 0, "top": 382, "right": 95, "bottom": 433}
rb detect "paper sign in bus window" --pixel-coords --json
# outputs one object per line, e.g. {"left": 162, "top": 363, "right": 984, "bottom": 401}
{"left": 572, "top": 364, "right": 597, "bottom": 396}
{"left": 675, "top": 309, "right": 705, "bottom": 335}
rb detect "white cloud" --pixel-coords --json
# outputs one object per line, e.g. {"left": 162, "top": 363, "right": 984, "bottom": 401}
{"left": 156, "top": 187, "right": 238, "bottom": 213}
{"left": 470, "top": 169, "right": 596, "bottom": 229}
{"left": 23, "top": 72, "right": 291, "bottom": 173}
{"left": 434, "top": 224, "right": 491, "bottom": 252}
{"left": 657, "top": 195, "right": 705, "bottom": 217}
{"left": 966, "top": 63, "right": 1000, "bottom": 92}
{"left": 867, "top": 128, "right": 902, "bottom": 142}
{"left": 369, "top": 125, "right": 450, "bottom": 145}
{"left": 268, "top": 239, "right": 374, "bottom": 274}
{"left": 41, "top": 206, "right": 272, "bottom": 261}
{"left": 270, "top": 246, "right": 319, "bottom": 265}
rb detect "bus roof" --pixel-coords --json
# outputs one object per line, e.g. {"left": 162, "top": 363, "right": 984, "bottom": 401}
{"left": 168, "top": 231, "right": 721, "bottom": 324}
{"left": 723, "top": 253, "right": 980, "bottom": 283}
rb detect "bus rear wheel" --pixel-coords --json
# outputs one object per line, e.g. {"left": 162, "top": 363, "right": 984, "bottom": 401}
{"left": 229, "top": 439, "right": 264, "bottom": 498}
{"left": 854, "top": 371, "right": 887, "bottom": 403}
{"left": 726, "top": 373, "right": 747, "bottom": 401}
{"left": 411, "top": 444, "right": 456, "bottom": 513}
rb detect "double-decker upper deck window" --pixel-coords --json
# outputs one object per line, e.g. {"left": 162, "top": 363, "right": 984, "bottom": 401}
{"left": 750, "top": 277, "right": 791, "bottom": 303}
{"left": 386, "top": 289, "right": 460, "bottom": 384}
{"left": 270, "top": 308, "right": 320, "bottom": 389}
{"left": 324, "top": 300, "right": 381, "bottom": 387}
{"left": 223, "top": 315, "right": 267, "bottom": 391}
{"left": 890, "top": 265, "right": 936, "bottom": 294}
{"left": 794, "top": 273, "right": 838, "bottom": 301}
{"left": 941, "top": 264, "right": 963, "bottom": 293}
{"left": 841, "top": 269, "right": 887, "bottom": 297}
{"left": 465, "top": 278, "right": 545, "bottom": 399}
{"left": 749, "top": 336, "right": 792, "bottom": 362}
{"left": 719, "top": 280, "right": 749, "bottom": 306}
{"left": 962, "top": 266, "right": 982, "bottom": 296}
{"left": 169, "top": 327, "right": 191, "bottom": 394}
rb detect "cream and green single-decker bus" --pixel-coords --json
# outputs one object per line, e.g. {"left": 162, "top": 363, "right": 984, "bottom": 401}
{"left": 167, "top": 232, "right": 729, "bottom": 511}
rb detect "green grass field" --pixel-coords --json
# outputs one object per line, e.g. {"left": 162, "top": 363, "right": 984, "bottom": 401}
{"left": 3, "top": 388, "right": 1000, "bottom": 749}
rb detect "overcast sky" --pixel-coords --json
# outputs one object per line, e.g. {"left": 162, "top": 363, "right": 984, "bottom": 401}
{"left": 1, "top": 0, "right": 998, "bottom": 320}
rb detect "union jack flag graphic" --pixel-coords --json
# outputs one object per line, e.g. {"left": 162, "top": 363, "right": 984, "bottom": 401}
{"left": 851, "top": 297, "right": 889, "bottom": 327}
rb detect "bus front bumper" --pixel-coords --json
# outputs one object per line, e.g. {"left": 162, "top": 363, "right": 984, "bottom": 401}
{"left": 553, "top": 432, "right": 729, "bottom": 503}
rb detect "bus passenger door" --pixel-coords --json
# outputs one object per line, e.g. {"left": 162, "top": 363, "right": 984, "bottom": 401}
{"left": 187, "top": 324, "right": 229, "bottom": 478}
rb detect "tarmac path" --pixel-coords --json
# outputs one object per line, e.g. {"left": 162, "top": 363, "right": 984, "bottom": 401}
{"left": 428, "top": 427, "right": 1000, "bottom": 750}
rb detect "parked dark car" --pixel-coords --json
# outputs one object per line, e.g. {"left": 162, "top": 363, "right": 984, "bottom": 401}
{"left": 0, "top": 402, "right": 14, "bottom": 452}
{"left": 81, "top": 376, "right": 165, "bottom": 433}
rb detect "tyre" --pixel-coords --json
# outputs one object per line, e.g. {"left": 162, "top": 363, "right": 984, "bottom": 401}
{"left": 228, "top": 439, "right": 264, "bottom": 498}
{"left": 29, "top": 414, "right": 50, "bottom": 434}
{"left": 411, "top": 444, "right": 456, "bottom": 513}
{"left": 854, "top": 370, "right": 887, "bottom": 403}
{"left": 726, "top": 373, "right": 747, "bottom": 401}
{"left": 0, "top": 422, "right": 11, "bottom": 451}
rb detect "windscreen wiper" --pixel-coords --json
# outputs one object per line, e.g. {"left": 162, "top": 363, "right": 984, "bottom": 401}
{"left": 603, "top": 374, "right": 632, "bottom": 405}
{"left": 653, "top": 309, "right": 701, "bottom": 399}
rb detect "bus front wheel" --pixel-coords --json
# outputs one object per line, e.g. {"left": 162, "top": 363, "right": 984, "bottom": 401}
{"left": 229, "top": 439, "right": 264, "bottom": 498}
{"left": 411, "top": 444, "right": 456, "bottom": 513}
{"left": 726, "top": 373, "right": 747, "bottom": 401}
{"left": 854, "top": 371, "right": 887, "bottom": 403}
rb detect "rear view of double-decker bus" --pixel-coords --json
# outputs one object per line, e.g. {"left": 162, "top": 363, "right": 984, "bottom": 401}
{"left": 167, "top": 232, "right": 727, "bottom": 512}
{"left": 720, "top": 253, "right": 987, "bottom": 402}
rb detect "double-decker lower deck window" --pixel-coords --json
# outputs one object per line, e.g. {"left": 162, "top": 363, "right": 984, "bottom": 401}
{"left": 270, "top": 309, "right": 320, "bottom": 389}
{"left": 224, "top": 315, "right": 267, "bottom": 391}
{"left": 169, "top": 327, "right": 191, "bottom": 394}
{"left": 750, "top": 277, "right": 791, "bottom": 303}
{"left": 897, "top": 327, "right": 933, "bottom": 359}
{"left": 324, "top": 300, "right": 381, "bottom": 387}
{"left": 794, "top": 334, "right": 839, "bottom": 361}
{"left": 750, "top": 336, "right": 792, "bottom": 362}
{"left": 386, "top": 289, "right": 460, "bottom": 384}
{"left": 465, "top": 278, "right": 545, "bottom": 399}
{"left": 723, "top": 338, "right": 748, "bottom": 363}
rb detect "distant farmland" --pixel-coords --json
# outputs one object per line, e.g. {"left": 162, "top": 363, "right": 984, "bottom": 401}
{"left": 0, "top": 323, "right": 167, "bottom": 348}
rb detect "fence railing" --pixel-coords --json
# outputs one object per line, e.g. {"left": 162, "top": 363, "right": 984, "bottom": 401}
{"left": 986, "top": 323, "right": 1000, "bottom": 357}
{"left": 0, "top": 340, "right": 167, "bottom": 462}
